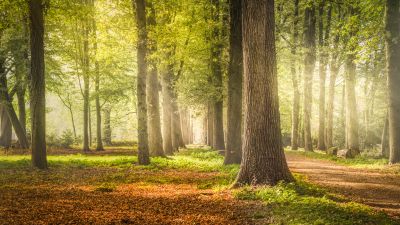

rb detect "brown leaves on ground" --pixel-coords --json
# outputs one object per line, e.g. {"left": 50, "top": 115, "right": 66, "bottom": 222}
{"left": 0, "top": 164, "right": 261, "bottom": 224}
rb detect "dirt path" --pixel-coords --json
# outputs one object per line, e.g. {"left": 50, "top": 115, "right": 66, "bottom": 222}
{"left": 286, "top": 153, "right": 400, "bottom": 218}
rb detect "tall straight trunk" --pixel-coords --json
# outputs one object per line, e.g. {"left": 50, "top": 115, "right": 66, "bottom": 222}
{"left": 146, "top": 2, "right": 164, "bottom": 157}
{"left": 161, "top": 64, "right": 174, "bottom": 155}
{"left": 326, "top": 63, "right": 338, "bottom": 148}
{"left": 92, "top": 5, "right": 104, "bottom": 151}
{"left": 134, "top": 0, "right": 150, "bottom": 165}
{"left": 103, "top": 105, "right": 112, "bottom": 145}
{"left": 29, "top": 0, "right": 47, "bottom": 169}
{"left": 211, "top": 0, "right": 225, "bottom": 151}
{"left": 0, "top": 105, "right": 12, "bottom": 148}
{"left": 385, "top": 0, "right": 400, "bottom": 164}
{"left": 317, "top": 0, "right": 330, "bottom": 150}
{"left": 171, "top": 98, "right": 185, "bottom": 150}
{"left": 341, "top": 81, "right": 346, "bottom": 148}
{"left": 203, "top": 115, "right": 208, "bottom": 144}
{"left": 303, "top": 0, "right": 316, "bottom": 151}
{"left": 290, "top": 0, "right": 300, "bottom": 150}
{"left": 0, "top": 75, "right": 29, "bottom": 149}
{"left": 235, "top": 0, "right": 293, "bottom": 186}
{"left": 207, "top": 103, "right": 214, "bottom": 147}
{"left": 382, "top": 111, "right": 389, "bottom": 158}
{"left": 16, "top": 88, "right": 26, "bottom": 134}
{"left": 180, "top": 108, "right": 190, "bottom": 145}
{"left": 82, "top": 10, "right": 90, "bottom": 152}
{"left": 225, "top": 0, "right": 243, "bottom": 164}
{"left": 345, "top": 55, "right": 359, "bottom": 153}
{"left": 89, "top": 103, "right": 92, "bottom": 146}
{"left": 69, "top": 107, "right": 77, "bottom": 139}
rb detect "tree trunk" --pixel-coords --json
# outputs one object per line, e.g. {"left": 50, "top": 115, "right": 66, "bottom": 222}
{"left": 345, "top": 55, "right": 359, "bottom": 154}
{"left": 385, "top": 0, "right": 400, "bottom": 164}
{"left": 69, "top": 107, "right": 77, "bottom": 140}
{"left": 161, "top": 68, "right": 173, "bottom": 155}
{"left": 82, "top": 8, "right": 90, "bottom": 152}
{"left": 382, "top": 111, "right": 389, "bottom": 158}
{"left": 235, "top": 0, "right": 293, "bottom": 186}
{"left": 0, "top": 105, "right": 12, "bottom": 148}
{"left": 29, "top": 0, "right": 47, "bottom": 169}
{"left": 211, "top": 0, "right": 225, "bottom": 151}
{"left": 225, "top": 0, "right": 243, "bottom": 164}
{"left": 103, "top": 105, "right": 112, "bottom": 145}
{"left": 0, "top": 65, "right": 29, "bottom": 149}
{"left": 207, "top": 103, "right": 214, "bottom": 147}
{"left": 146, "top": 2, "right": 164, "bottom": 157}
{"left": 326, "top": 63, "right": 338, "bottom": 148}
{"left": 303, "top": 0, "right": 316, "bottom": 151}
{"left": 92, "top": 10, "right": 104, "bottom": 151}
{"left": 290, "top": 0, "right": 300, "bottom": 151}
{"left": 134, "top": 0, "right": 150, "bottom": 165}
{"left": 171, "top": 98, "right": 185, "bottom": 151}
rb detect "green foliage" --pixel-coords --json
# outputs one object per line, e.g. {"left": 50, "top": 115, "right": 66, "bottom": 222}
{"left": 234, "top": 175, "right": 398, "bottom": 225}
{"left": 47, "top": 130, "right": 76, "bottom": 149}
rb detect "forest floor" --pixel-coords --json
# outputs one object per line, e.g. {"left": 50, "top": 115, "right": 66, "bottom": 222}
{"left": 0, "top": 147, "right": 399, "bottom": 224}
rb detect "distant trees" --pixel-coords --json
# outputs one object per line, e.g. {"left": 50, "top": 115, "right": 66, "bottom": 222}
{"left": 235, "top": 0, "right": 293, "bottom": 186}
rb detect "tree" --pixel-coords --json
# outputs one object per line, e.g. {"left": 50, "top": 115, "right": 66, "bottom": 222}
{"left": 29, "top": 0, "right": 47, "bottom": 169}
{"left": 210, "top": 0, "right": 225, "bottom": 151}
{"left": 82, "top": 0, "right": 91, "bottom": 152}
{"left": 290, "top": 0, "right": 300, "bottom": 150}
{"left": 0, "top": 105, "right": 12, "bottom": 148}
{"left": 302, "top": 0, "right": 316, "bottom": 152}
{"left": 161, "top": 62, "right": 174, "bottom": 155}
{"left": 234, "top": 0, "right": 293, "bottom": 186}
{"left": 134, "top": 0, "right": 150, "bottom": 165}
{"left": 224, "top": 0, "right": 243, "bottom": 164}
{"left": 385, "top": 0, "right": 400, "bottom": 164}
{"left": 146, "top": 1, "right": 164, "bottom": 157}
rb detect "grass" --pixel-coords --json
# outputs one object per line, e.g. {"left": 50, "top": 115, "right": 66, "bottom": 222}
{"left": 234, "top": 174, "right": 398, "bottom": 225}
{"left": 0, "top": 147, "right": 399, "bottom": 224}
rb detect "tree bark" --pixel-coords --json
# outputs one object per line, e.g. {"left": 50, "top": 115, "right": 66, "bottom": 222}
{"left": 207, "top": 103, "right": 214, "bottom": 147}
{"left": 234, "top": 0, "right": 293, "bottom": 186}
{"left": 161, "top": 65, "right": 174, "bottom": 155}
{"left": 82, "top": 3, "right": 90, "bottom": 152}
{"left": 225, "top": 0, "right": 243, "bottom": 164}
{"left": 146, "top": 2, "right": 164, "bottom": 157}
{"left": 92, "top": 6, "right": 104, "bottom": 151}
{"left": 29, "top": 0, "right": 47, "bottom": 169}
{"left": 290, "top": 0, "right": 300, "bottom": 151}
{"left": 344, "top": 55, "right": 359, "bottom": 153}
{"left": 0, "top": 75, "right": 29, "bottom": 149}
{"left": 0, "top": 105, "right": 12, "bottom": 148}
{"left": 382, "top": 111, "right": 389, "bottom": 158}
{"left": 171, "top": 97, "right": 185, "bottom": 151}
{"left": 210, "top": 0, "right": 225, "bottom": 151}
{"left": 385, "top": 0, "right": 400, "bottom": 164}
{"left": 134, "top": 0, "right": 150, "bottom": 165}
{"left": 103, "top": 105, "right": 112, "bottom": 145}
{"left": 303, "top": 0, "right": 316, "bottom": 151}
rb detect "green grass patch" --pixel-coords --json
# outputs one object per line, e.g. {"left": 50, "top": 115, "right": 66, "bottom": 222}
{"left": 234, "top": 175, "right": 398, "bottom": 225}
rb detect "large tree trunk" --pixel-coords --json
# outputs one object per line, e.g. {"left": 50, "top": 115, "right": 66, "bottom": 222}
{"left": 290, "top": 0, "right": 300, "bottom": 151}
{"left": 103, "top": 105, "right": 112, "bottom": 145}
{"left": 0, "top": 105, "right": 12, "bottom": 148}
{"left": 146, "top": 2, "right": 164, "bottom": 157}
{"left": 302, "top": 0, "right": 316, "bottom": 151}
{"left": 161, "top": 62, "right": 174, "bottom": 155}
{"left": 134, "top": 0, "right": 150, "bottom": 165}
{"left": 210, "top": 0, "right": 225, "bottom": 151}
{"left": 225, "top": 0, "right": 243, "bottom": 164}
{"left": 326, "top": 63, "right": 338, "bottom": 148}
{"left": 385, "top": 0, "right": 400, "bottom": 164}
{"left": 235, "top": 0, "right": 293, "bottom": 186}
{"left": 29, "top": 0, "right": 47, "bottom": 169}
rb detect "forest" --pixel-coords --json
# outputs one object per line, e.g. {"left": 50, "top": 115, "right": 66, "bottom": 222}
{"left": 1, "top": 0, "right": 400, "bottom": 224}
